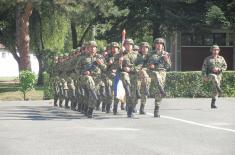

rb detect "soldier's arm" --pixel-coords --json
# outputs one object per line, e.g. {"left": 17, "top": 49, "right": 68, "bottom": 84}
{"left": 220, "top": 57, "right": 227, "bottom": 72}
{"left": 201, "top": 58, "right": 208, "bottom": 77}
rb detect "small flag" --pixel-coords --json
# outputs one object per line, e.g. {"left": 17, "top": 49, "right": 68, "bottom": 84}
{"left": 113, "top": 73, "right": 125, "bottom": 101}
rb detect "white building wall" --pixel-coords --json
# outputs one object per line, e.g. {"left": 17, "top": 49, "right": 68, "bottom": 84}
{"left": 0, "top": 50, "right": 39, "bottom": 77}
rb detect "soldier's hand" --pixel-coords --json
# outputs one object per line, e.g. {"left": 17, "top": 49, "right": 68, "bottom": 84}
{"left": 203, "top": 76, "right": 208, "bottom": 82}
{"left": 212, "top": 67, "right": 220, "bottom": 73}
{"left": 124, "top": 67, "right": 130, "bottom": 72}
{"left": 109, "top": 60, "right": 113, "bottom": 65}
{"left": 84, "top": 71, "right": 90, "bottom": 75}
{"left": 119, "top": 56, "right": 124, "bottom": 64}
{"left": 96, "top": 59, "right": 104, "bottom": 65}
{"left": 112, "top": 69, "right": 116, "bottom": 73}
{"left": 163, "top": 54, "right": 170, "bottom": 62}
{"left": 149, "top": 64, "right": 155, "bottom": 69}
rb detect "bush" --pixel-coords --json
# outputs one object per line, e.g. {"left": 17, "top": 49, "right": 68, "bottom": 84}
{"left": 43, "top": 72, "right": 53, "bottom": 100}
{"left": 150, "top": 71, "right": 235, "bottom": 98}
{"left": 19, "top": 70, "right": 36, "bottom": 100}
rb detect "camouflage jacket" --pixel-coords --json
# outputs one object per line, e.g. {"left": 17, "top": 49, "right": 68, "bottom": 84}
{"left": 147, "top": 50, "right": 171, "bottom": 71}
{"left": 79, "top": 53, "right": 106, "bottom": 76}
{"left": 119, "top": 50, "right": 139, "bottom": 74}
{"left": 202, "top": 55, "right": 227, "bottom": 76}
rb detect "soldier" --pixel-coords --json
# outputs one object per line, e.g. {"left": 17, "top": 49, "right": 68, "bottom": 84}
{"left": 147, "top": 38, "right": 171, "bottom": 117}
{"left": 119, "top": 39, "right": 139, "bottom": 118}
{"left": 78, "top": 41, "right": 106, "bottom": 118}
{"left": 57, "top": 55, "right": 65, "bottom": 107}
{"left": 104, "top": 42, "right": 121, "bottom": 115}
{"left": 51, "top": 55, "right": 60, "bottom": 107}
{"left": 202, "top": 45, "right": 227, "bottom": 108}
{"left": 136, "top": 42, "right": 151, "bottom": 114}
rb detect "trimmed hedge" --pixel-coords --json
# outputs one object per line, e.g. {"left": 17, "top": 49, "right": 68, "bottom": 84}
{"left": 150, "top": 71, "right": 235, "bottom": 98}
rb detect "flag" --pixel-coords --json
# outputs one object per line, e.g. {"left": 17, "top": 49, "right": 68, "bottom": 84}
{"left": 113, "top": 73, "right": 125, "bottom": 100}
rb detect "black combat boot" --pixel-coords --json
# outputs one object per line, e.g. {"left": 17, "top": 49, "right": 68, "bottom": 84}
{"left": 136, "top": 89, "right": 141, "bottom": 99}
{"left": 127, "top": 106, "right": 134, "bottom": 118}
{"left": 154, "top": 105, "right": 160, "bottom": 117}
{"left": 139, "top": 104, "right": 146, "bottom": 115}
{"left": 65, "top": 100, "right": 69, "bottom": 109}
{"left": 83, "top": 105, "right": 88, "bottom": 115}
{"left": 96, "top": 100, "right": 101, "bottom": 111}
{"left": 106, "top": 103, "right": 111, "bottom": 113}
{"left": 113, "top": 103, "right": 118, "bottom": 115}
{"left": 87, "top": 108, "right": 94, "bottom": 118}
{"left": 59, "top": 100, "right": 63, "bottom": 107}
{"left": 211, "top": 98, "right": 217, "bottom": 109}
{"left": 54, "top": 99, "right": 58, "bottom": 107}
{"left": 101, "top": 102, "right": 106, "bottom": 112}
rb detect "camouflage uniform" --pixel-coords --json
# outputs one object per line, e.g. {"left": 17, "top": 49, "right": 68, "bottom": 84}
{"left": 147, "top": 38, "right": 171, "bottom": 117}
{"left": 78, "top": 41, "right": 107, "bottom": 118}
{"left": 136, "top": 42, "right": 151, "bottom": 114}
{"left": 202, "top": 45, "right": 227, "bottom": 108}
{"left": 119, "top": 39, "right": 139, "bottom": 118}
{"left": 104, "top": 42, "right": 120, "bottom": 115}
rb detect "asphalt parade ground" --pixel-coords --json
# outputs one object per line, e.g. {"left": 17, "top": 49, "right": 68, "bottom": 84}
{"left": 0, "top": 98, "right": 234, "bottom": 155}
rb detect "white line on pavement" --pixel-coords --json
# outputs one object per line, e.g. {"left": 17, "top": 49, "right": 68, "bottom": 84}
{"left": 146, "top": 112, "right": 235, "bottom": 133}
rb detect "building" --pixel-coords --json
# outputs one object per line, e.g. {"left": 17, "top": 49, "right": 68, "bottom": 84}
{"left": 168, "top": 29, "right": 234, "bottom": 71}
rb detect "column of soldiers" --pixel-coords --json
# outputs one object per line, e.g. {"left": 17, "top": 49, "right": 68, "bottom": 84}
{"left": 50, "top": 37, "right": 227, "bottom": 118}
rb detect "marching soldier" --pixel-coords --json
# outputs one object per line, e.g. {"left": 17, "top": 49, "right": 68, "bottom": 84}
{"left": 104, "top": 42, "right": 121, "bottom": 115}
{"left": 202, "top": 45, "right": 227, "bottom": 108}
{"left": 119, "top": 39, "right": 139, "bottom": 118}
{"left": 147, "top": 38, "right": 171, "bottom": 117}
{"left": 136, "top": 42, "right": 151, "bottom": 114}
{"left": 77, "top": 41, "right": 107, "bottom": 118}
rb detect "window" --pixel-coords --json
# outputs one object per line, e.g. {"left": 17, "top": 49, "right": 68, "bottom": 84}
{"left": 229, "top": 33, "right": 234, "bottom": 46}
{"left": 204, "top": 33, "right": 213, "bottom": 46}
{"left": 181, "top": 33, "right": 192, "bottom": 46}
{"left": 213, "top": 33, "right": 226, "bottom": 45}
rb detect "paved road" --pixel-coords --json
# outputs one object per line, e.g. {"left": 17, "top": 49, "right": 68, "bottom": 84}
{"left": 0, "top": 98, "right": 235, "bottom": 155}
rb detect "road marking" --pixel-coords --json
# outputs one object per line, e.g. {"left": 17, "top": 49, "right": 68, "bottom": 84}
{"left": 146, "top": 112, "right": 235, "bottom": 133}
{"left": 81, "top": 127, "right": 140, "bottom": 131}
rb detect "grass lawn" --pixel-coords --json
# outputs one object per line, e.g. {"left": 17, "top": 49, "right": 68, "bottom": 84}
{"left": 0, "top": 77, "right": 44, "bottom": 101}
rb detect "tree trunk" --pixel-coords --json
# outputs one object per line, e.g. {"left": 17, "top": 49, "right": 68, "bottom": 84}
{"left": 36, "top": 54, "right": 44, "bottom": 86}
{"left": 71, "top": 20, "right": 77, "bottom": 49}
{"left": 16, "top": 0, "right": 33, "bottom": 71}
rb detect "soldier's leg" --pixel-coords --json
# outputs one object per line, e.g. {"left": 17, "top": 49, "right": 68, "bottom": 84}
{"left": 153, "top": 71, "right": 166, "bottom": 117}
{"left": 64, "top": 89, "right": 69, "bottom": 109}
{"left": 59, "top": 88, "right": 64, "bottom": 107}
{"left": 121, "top": 72, "right": 131, "bottom": 97}
{"left": 127, "top": 75, "right": 138, "bottom": 118}
{"left": 71, "top": 89, "right": 77, "bottom": 111}
{"left": 208, "top": 74, "right": 221, "bottom": 108}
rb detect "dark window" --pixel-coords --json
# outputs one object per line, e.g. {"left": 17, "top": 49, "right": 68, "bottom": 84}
{"left": 229, "top": 33, "right": 234, "bottom": 46}
{"left": 193, "top": 34, "right": 203, "bottom": 46}
{"left": 181, "top": 33, "right": 192, "bottom": 46}
{"left": 204, "top": 33, "right": 213, "bottom": 46}
{"left": 213, "top": 33, "right": 226, "bottom": 45}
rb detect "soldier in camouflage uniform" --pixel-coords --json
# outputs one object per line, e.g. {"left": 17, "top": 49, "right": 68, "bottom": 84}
{"left": 77, "top": 41, "right": 106, "bottom": 118}
{"left": 136, "top": 42, "right": 151, "bottom": 114}
{"left": 104, "top": 42, "right": 121, "bottom": 115}
{"left": 202, "top": 45, "right": 227, "bottom": 108}
{"left": 147, "top": 38, "right": 171, "bottom": 117}
{"left": 119, "top": 39, "right": 139, "bottom": 118}
{"left": 51, "top": 56, "right": 60, "bottom": 107}
{"left": 67, "top": 52, "right": 78, "bottom": 110}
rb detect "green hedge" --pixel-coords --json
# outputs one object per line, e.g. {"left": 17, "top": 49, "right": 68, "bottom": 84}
{"left": 150, "top": 71, "right": 235, "bottom": 98}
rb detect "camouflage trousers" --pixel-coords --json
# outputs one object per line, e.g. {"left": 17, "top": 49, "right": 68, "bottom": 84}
{"left": 53, "top": 84, "right": 60, "bottom": 103}
{"left": 138, "top": 69, "right": 151, "bottom": 105}
{"left": 148, "top": 70, "right": 166, "bottom": 106}
{"left": 208, "top": 73, "right": 222, "bottom": 99}
{"left": 68, "top": 85, "right": 76, "bottom": 109}
{"left": 81, "top": 75, "right": 102, "bottom": 109}
{"left": 104, "top": 76, "right": 119, "bottom": 107}
{"left": 121, "top": 72, "right": 138, "bottom": 108}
